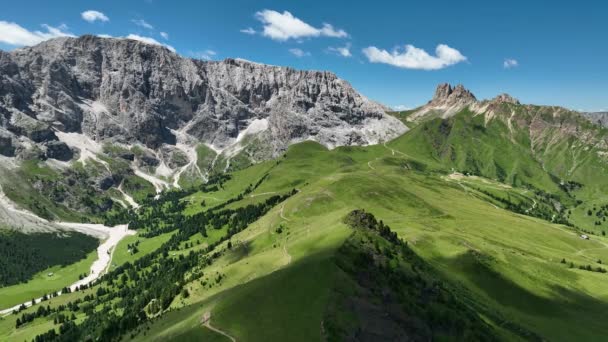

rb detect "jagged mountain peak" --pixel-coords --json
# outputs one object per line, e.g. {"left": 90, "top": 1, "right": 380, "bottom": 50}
{"left": 431, "top": 83, "right": 477, "bottom": 104}
{"left": 407, "top": 83, "right": 478, "bottom": 120}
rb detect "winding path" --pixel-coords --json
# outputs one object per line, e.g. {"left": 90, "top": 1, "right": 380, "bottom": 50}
{"left": 283, "top": 242, "right": 292, "bottom": 265}
{"left": 202, "top": 312, "right": 236, "bottom": 342}
{"left": 279, "top": 204, "right": 290, "bottom": 222}
{"left": 383, "top": 142, "right": 412, "bottom": 158}
{"left": 249, "top": 192, "right": 276, "bottom": 198}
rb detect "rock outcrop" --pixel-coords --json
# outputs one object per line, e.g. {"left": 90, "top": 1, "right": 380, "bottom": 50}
{"left": 428, "top": 83, "right": 477, "bottom": 108}
{"left": 44, "top": 141, "right": 73, "bottom": 161}
{"left": 408, "top": 83, "right": 478, "bottom": 120}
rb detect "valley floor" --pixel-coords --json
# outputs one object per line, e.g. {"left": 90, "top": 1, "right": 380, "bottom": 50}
{"left": 0, "top": 220, "right": 136, "bottom": 315}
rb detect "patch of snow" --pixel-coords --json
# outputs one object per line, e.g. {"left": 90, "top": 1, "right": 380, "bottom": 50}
{"left": 91, "top": 101, "right": 110, "bottom": 115}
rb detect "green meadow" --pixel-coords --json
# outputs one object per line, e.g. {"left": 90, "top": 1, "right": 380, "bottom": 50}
{"left": 126, "top": 138, "right": 608, "bottom": 341}
{"left": 7, "top": 108, "right": 608, "bottom": 341}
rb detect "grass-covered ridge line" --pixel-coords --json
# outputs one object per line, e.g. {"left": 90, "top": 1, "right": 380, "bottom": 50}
{"left": 326, "top": 209, "right": 497, "bottom": 341}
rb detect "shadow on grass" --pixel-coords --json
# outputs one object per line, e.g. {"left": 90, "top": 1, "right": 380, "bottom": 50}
{"left": 224, "top": 240, "right": 252, "bottom": 265}
{"left": 443, "top": 250, "right": 608, "bottom": 340}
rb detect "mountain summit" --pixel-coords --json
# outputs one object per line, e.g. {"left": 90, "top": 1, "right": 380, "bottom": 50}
{"left": 430, "top": 83, "right": 477, "bottom": 107}
{"left": 409, "top": 83, "right": 523, "bottom": 121}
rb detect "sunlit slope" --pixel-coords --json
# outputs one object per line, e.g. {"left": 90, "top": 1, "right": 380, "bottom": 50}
{"left": 391, "top": 106, "right": 608, "bottom": 233}
{"left": 131, "top": 140, "right": 608, "bottom": 341}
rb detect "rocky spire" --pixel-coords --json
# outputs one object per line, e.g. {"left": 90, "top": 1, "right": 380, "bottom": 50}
{"left": 429, "top": 83, "right": 477, "bottom": 107}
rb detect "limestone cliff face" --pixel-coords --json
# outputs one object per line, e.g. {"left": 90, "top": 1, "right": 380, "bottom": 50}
{"left": 0, "top": 35, "right": 406, "bottom": 159}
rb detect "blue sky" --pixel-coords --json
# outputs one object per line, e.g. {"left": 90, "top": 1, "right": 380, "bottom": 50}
{"left": 0, "top": 0, "right": 606, "bottom": 111}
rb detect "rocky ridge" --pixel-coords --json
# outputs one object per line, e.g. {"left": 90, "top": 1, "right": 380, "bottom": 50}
{"left": 0, "top": 36, "right": 406, "bottom": 160}
{"left": 0, "top": 35, "right": 406, "bottom": 183}
{"left": 0, "top": 35, "right": 408, "bottom": 222}
{"left": 405, "top": 83, "right": 608, "bottom": 177}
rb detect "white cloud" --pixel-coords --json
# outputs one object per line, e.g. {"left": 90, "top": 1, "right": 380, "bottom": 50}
{"left": 97, "top": 34, "right": 113, "bottom": 38}
{"left": 362, "top": 44, "right": 466, "bottom": 70}
{"left": 503, "top": 58, "right": 518, "bottom": 69}
{"left": 289, "top": 48, "right": 310, "bottom": 57}
{"left": 319, "top": 24, "right": 347, "bottom": 38}
{"left": 81, "top": 10, "right": 109, "bottom": 23}
{"left": 132, "top": 19, "right": 154, "bottom": 30}
{"left": 0, "top": 21, "right": 74, "bottom": 46}
{"left": 191, "top": 49, "right": 217, "bottom": 60}
{"left": 240, "top": 27, "right": 256, "bottom": 35}
{"left": 328, "top": 43, "right": 351, "bottom": 57}
{"left": 392, "top": 105, "right": 411, "bottom": 111}
{"left": 160, "top": 31, "right": 169, "bottom": 40}
{"left": 126, "top": 34, "right": 175, "bottom": 52}
{"left": 254, "top": 10, "right": 347, "bottom": 41}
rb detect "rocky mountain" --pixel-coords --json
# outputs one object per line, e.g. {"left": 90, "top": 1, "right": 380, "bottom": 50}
{"left": 397, "top": 83, "right": 608, "bottom": 199}
{"left": 408, "top": 83, "right": 523, "bottom": 121}
{"left": 0, "top": 35, "right": 405, "bottom": 162}
{"left": 0, "top": 35, "right": 407, "bottom": 223}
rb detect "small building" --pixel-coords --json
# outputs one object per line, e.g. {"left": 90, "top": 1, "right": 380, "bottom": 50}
{"left": 47, "top": 272, "right": 54, "bottom": 277}
{"left": 581, "top": 234, "right": 590, "bottom": 240}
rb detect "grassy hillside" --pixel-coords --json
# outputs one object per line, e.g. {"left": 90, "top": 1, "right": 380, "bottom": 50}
{"left": 6, "top": 106, "right": 608, "bottom": 341}
{"left": 123, "top": 140, "right": 608, "bottom": 341}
